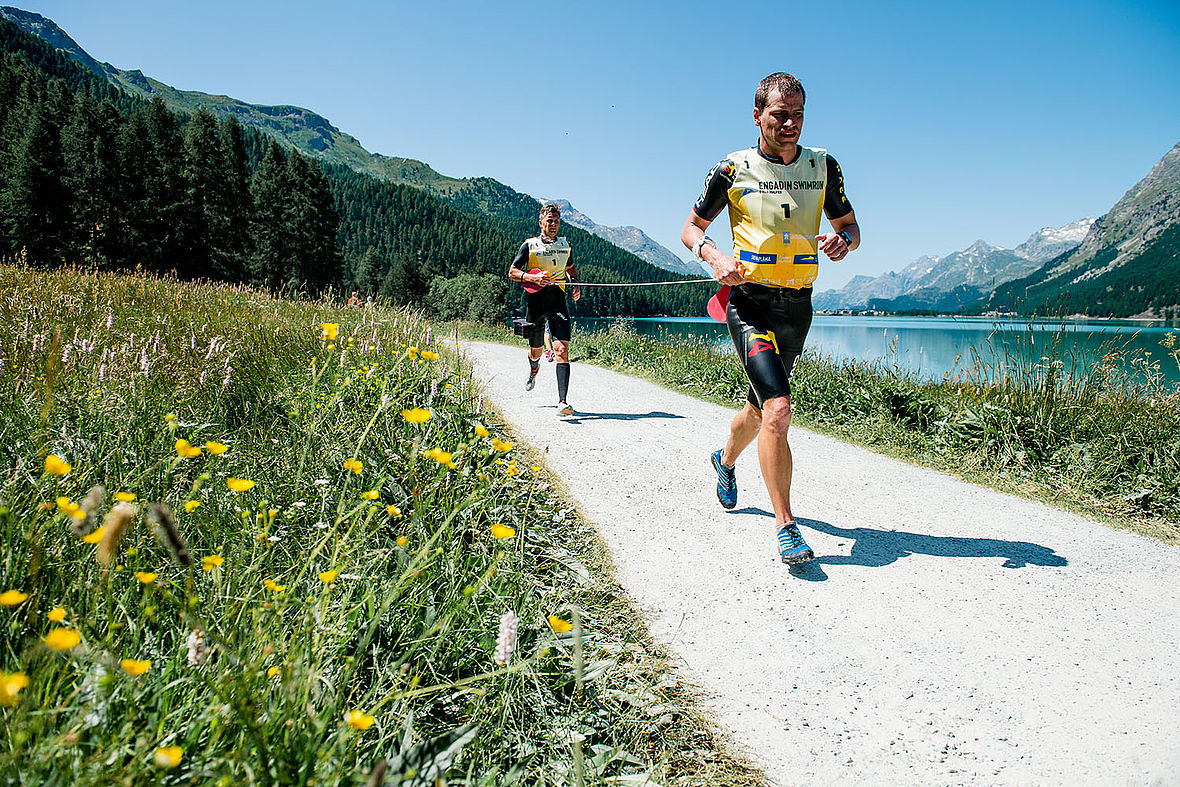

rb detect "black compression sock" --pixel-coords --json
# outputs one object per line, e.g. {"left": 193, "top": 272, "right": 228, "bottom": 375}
{"left": 529, "top": 358, "right": 539, "bottom": 374}
{"left": 556, "top": 362, "right": 570, "bottom": 402}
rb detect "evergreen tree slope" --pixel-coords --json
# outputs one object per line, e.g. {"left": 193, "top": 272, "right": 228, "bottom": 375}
{"left": 0, "top": 13, "right": 707, "bottom": 316}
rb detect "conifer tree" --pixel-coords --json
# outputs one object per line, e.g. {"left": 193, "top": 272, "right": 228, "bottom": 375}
{"left": 1, "top": 95, "right": 69, "bottom": 264}
{"left": 61, "top": 93, "right": 120, "bottom": 266}
{"left": 353, "top": 246, "right": 382, "bottom": 294}
{"left": 250, "top": 140, "right": 291, "bottom": 289}
{"left": 216, "top": 116, "right": 250, "bottom": 280}
{"left": 181, "top": 108, "right": 223, "bottom": 279}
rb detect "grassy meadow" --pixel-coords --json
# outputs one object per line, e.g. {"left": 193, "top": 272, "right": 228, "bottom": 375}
{"left": 0, "top": 266, "right": 762, "bottom": 786}
{"left": 464, "top": 319, "right": 1180, "bottom": 542}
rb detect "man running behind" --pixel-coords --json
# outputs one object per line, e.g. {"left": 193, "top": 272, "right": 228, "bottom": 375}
{"left": 681, "top": 72, "right": 860, "bottom": 564}
{"left": 508, "top": 203, "right": 582, "bottom": 416}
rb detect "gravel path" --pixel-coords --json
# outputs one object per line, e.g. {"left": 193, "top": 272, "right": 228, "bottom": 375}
{"left": 462, "top": 340, "right": 1180, "bottom": 786}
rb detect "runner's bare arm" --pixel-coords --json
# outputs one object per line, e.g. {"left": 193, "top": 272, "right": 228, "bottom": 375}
{"left": 816, "top": 157, "right": 859, "bottom": 261}
{"left": 816, "top": 210, "right": 860, "bottom": 262}
{"left": 682, "top": 214, "right": 746, "bottom": 286}
{"left": 566, "top": 259, "right": 581, "bottom": 301}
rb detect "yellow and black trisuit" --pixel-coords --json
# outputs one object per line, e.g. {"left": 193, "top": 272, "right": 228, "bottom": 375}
{"left": 509, "top": 235, "right": 573, "bottom": 345}
{"left": 693, "top": 144, "right": 853, "bottom": 405}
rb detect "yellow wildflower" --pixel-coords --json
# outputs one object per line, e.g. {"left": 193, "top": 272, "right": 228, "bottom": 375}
{"left": 548, "top": 616, "right": 573, "bottom": 634}
{"left": 474, "top": 424, "right": 490, "bottom": 438}
{"left": 401, "top": 407, "right": 432, "bottom": 424}
{"left": 406, "top": 346, "right": 419, "bottom": 360}
{"left": 43, "top": 627, "right": 81, "bottom": 651}
{"left": 1, "top": 672, "right": 29, "bottom": 706}
{"left": 531, "top": 465, "right": 542, "bottom": 473}
{"left": 164, "top": 413, "right": 177, "bottom": 424}
{"left": 201, "top": 555, "right": 223, "bottom": 572}
{"left": 174, "top": 439, "right": 202, "bottom": 459}
{"left": 226, "top": 478, "right": 255, "bottom": 492}
{"left": 361, "top": 490, "right": 379, "bottom": 500}
{"left": 320, "top": 323, "right": 339, "bottom": 341}
{"left": 490, "top": 524, "right": 515, "bottom": 540}
{"left": 134, "top": 572, "right": 159, "bottom": 584}
{"left": 47, "top": 607, "right": 66, "bottom": 623}
{"left": 114, "top": 492, "right": 137, "bottom": 502}
{"left": 153, "top": 746, "right": 183, "bottom": 769}
{"left": 184, "top": 500, "right": 201, "bottom": 512}
{"left": 385, "top": 504, "right": 401, "bottom": 518}
{"left": 506, "top": 461, "right": 520, "bottom": 476}
{"left": 263, "top": 579, "right": 286, "bottom": 592}
{"left": 82, "top": 526, "right": 106, "bottom": 544}
{"left": 344, "top": 710, "right": 376, "bottom": 730}
{"left": 420, "top": 350, "right": 439, "bottom": 361}
{"left": 0, "top": 590, "right": 28, "bottom": 607}
{"left": 44, "top": 454, "right": 71, "bottom": 476}
{"left": 120, "top": 658, "right": 151, "bottom": 676}
{"left": 318, "top": 570, "right": 338, "bottom": 584}
{"left": 56, "top": 497, "right": 84, "bottom": 519}
{"left": 267, "top": 666, "right": 280, "bottom": 677}
{"left": 343, "top": 459, "right": 363, "bottom": 474}
{"left": 396, "top": 536, "right": 408, "bottom": 547}
{"left": 491, "top": 438, "right": 513, "bottom": 453}
{"left": 425, "top": 449, "right": 455, "bottom": 469}
{"left": 205, "top": 441, "right": 229, "bottom": 455}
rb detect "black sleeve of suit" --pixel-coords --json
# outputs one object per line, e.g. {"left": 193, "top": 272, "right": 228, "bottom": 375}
{"left": 691, "top": 159, "right": 736, "bottom": 222}
{"left": 824, "top": 156, "right": 854, "bottom": 220}
{"left": 509, "top": 241, "right": 530, "bottom": 272}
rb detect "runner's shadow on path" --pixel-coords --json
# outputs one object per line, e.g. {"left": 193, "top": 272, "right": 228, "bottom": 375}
{"left": 731, "top": 509, "right": 1069, "bottom": 569}
{"left": 799, "top": 517, "right": 1069, "bottom": 570}
{"left": 561, "top": 410, "right": 684, "bottom": 423}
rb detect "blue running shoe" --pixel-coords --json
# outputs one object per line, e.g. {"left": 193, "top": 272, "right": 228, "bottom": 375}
{"left": 777, "top": 522, "right": 814, "bottom": 565}
{"left": 710, "top": 450, "right": 737, "bottom": 510}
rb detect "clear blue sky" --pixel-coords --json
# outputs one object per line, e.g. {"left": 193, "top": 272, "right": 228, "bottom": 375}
{"left": 14, "top": 0, "right": 1180, "bottom": 288}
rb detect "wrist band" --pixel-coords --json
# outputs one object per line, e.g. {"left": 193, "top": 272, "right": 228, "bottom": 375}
{"left": 693, "top": 235, "right": 716, "bottom": 260}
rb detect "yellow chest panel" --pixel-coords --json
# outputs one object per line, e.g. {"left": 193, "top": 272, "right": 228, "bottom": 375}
{"left": 726, "top": 146, "right": 828, "bottom": 288}
{"left": 527, "top": 236, "right": 571, "bottom": 289}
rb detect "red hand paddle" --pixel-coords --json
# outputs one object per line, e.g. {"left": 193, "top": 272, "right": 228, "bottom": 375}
{"left": 522, "top": 268, "right": 566, "bottom": 294}
{"left": 706, "top": 285, "right": 730, "bottom": 323}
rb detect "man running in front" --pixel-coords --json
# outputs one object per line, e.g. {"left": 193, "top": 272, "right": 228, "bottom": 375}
{"left": 508, "top": 203, "right": 581, "bottom": 416}
{"left": 681, "top": 72, "right": 860, "bottom": 564}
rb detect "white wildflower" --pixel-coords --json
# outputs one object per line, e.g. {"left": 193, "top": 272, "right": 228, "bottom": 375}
{"left": 186, "top": 629, "right": 207, "bottom": 667}
{"left": 493, "top": 611, "right": 519, "bottom": 666}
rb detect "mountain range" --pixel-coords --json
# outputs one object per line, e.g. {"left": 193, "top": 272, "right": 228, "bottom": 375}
{"left": 814, "top": 219, "right": 1094, "bottom": 312}
{"left": 543, "top": 199, "right": 707, "bottom": 277}
{"left": 989, "top": 141, "right": 1180, "bottom": 318}
{"left": 4, "top": 5, "right": 1178, "bottom": 318}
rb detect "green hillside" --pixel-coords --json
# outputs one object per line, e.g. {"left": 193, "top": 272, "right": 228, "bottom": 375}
{"left": 0, "top": 16, "right": 709, "bottom": 318}
{"left": 991, "top": 223, "right": 1180, "bottom": 318}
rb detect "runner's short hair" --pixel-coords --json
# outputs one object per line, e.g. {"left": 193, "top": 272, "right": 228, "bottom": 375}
{"left": 755, "top": 72, "right": 805, "bottom": 111}
{"left": 539, "top": 203, "right": 561, "bottom": 218}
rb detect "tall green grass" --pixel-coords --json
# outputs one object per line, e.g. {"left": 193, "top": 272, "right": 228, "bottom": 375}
{"left": 561, "top": 320, "right": 1180, "bottom": 541}
{"left": 0, "top": 267, "right": 761, "bottom": 786}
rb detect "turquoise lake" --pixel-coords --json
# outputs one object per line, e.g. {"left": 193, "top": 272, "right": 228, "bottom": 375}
{"left": 573, "top": 315, "right": 1180, "bottom": 389}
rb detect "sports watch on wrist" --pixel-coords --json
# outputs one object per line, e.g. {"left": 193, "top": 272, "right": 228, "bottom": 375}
{"left": 693, "top": 234, "right": 716, "bottom": 260}
{"left": 837, "top": 229, "right": 853, "bottom": 247}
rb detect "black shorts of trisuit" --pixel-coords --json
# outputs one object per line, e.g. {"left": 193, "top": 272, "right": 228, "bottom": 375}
{"left": 725, "top": 283, "right": 813, "bottom": 407}
{"left": 525, "top": 285, "right": 571, "bottom": 348}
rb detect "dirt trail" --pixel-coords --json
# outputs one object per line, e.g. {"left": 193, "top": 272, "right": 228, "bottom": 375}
{"left": 462, "top": 340, "right": 1180, "bottom": 786}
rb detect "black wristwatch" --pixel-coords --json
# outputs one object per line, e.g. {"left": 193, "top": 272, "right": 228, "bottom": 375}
{"left": 837, "top": 229, "right": 853, "bottom": 247}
